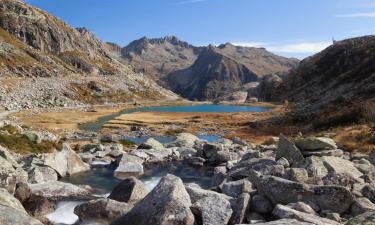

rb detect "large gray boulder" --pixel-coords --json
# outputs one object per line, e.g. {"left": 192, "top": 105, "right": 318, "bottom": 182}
{"left": 191, "top": 195, "right": 233, "bottom": 225}
{"left": 345, "top": 211, "right": 375, "bottom": 225}
{"left": 229, "top": 193, "right": 250, "bottom": 225}
{"left": 165, "top": 133, "right": 198, "bottom": 148}
{"left": 295, "top": 137, "right": 337, "bottom": 151}
{"left": 272, "top": 204, "right": 341, "bottom": 225}
{"left": 114, "top": 154, "right": 144, "bottom": 179}
{"left": 185, "top": 183, "right": 232, "bottom": 203}
{"left": 362, "top": 184, "right": 375, "bottom": 203}
{"left": 74, "top": 198, "right": 133, "bottom": 225}
{"left": 108, "top": 177, "right": 148, "bottom": 204}
{"left": 229, "top": 158, "right": 278, "bottom": 180}
{"left": 250, "top": 194, "right": 273, "bottom": 214}
{"left": 276, "top": 134, "right": 304, "bottom": 165}
{"left": 0, "top": 204, "right": 44, "bottom": 225}
{"left": 237, "top": 219, "right": 315, "bottom": 225}
{"left": 29, "top": 181, "right": 93, "bottom": 201}
{"left": 28, "top": 165, "right": 58, "bottom": 184}
{"left": 322, "top": 156, "right": 363, "bottom": 179}
{"left": 42, "top": 144, "right": 90, "bottom": 177}
{"left": 350, "top": 197, "right": 375, "bottom": 216}
{"left": 111, "top": 174, "right": 195, "bottom": 225}
{"left": 295, "top": 156, "right": 328, "bottom": 178}
{"left": 0, "top": 187, "right": 27, "bottom": 213}
{"left": 138, "top": 138, "right": 164, "bottom": 150}
{"left": 221, "top": 179, "right": 252, "bottom": 198}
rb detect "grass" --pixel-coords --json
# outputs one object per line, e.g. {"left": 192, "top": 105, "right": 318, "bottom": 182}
{"left": 0, "top": 125, "right": 19, "bottom": 134}
{"left": 0, "top": 134, "right": 62, "bottom": 154}
{"left": 119, "top": 139, "right": 136, "bottom": 147}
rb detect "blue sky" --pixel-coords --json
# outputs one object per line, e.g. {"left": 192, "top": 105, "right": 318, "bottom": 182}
{"left": 26, "top": 0, "right": 375, "bottom": 59}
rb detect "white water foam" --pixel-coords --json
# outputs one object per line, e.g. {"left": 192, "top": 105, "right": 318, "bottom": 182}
{"left": 142, "top": 176, "right": 162, "bottom": 191}
{"left": 47, "top": 201, "right": 85, "bottom": 225}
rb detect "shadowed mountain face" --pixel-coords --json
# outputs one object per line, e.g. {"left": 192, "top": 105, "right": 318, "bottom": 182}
{"left": 121, "top": 36, "right": 203, "bottom": 83}
{"left": 163, "top": 44, "right": 299, "bottom": 100}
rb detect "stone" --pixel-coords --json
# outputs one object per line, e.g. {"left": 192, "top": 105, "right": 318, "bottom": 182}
{"left": 14, "top": 182, "right": 31, "bottom": 203}
{"left": 29, "top": 181, "right": 93, "bottom": 201}
{"left": 114, "top": 154, "right": 144, "bottom": 179}
{"left": 345, "top": 211, "right": 375, "bottom": 225}
{"left": 139, "top": 148, "right": 173, "bottom": 163}
{"left": 229, "top": 193, "right": 250, "bottom": 225}
{"left": 277, "top": 157, "right": 290, "bottom": 168}
{"left": 351, "top": 197, "right": 375, "bottom": 216}
{"left": 185, "top": 183, "right": 232, "bottom": 204}
{"left": 276, "top": 134, "right": 304, "bottom": 165}
{"left": 246, "top": 212, "right": 266, "bottom": 224}
{"left": 165, "top": 133, "right": 198, "bottom": 148}
{"left": 42, "top": 143, "right": 90, "bottom": 177}
{"left": 138, "top": 138, "right": 164, "bottom": 150}
{"left": 176, "top": 147, "right": 197, "bottom": 158}
{"left": 295, "top": 137, "right": 337, "bottom": 151}
{"left": 285, "top": 168, "right": 308, "bottom": 183}
{"left": 241, "top": 219, "right": 314, "bottom": 225}
{"left": 0, "top": 154, "right": 28, "bottom": 194}
{"left": 108, "top": 177, "right": 148, "bottom": 204}
{"left": 272, "top": 204, "right": 341, "bottom": 225}
{"left": 186, "top": 157, "right": 206, "bottom": 167}
{"left": 211, "top": 166, "right": 227, "bottom": 187}
{"left": 362, "top": 184, "right": 375, "bottom": 203}
{"left": 24, "top": 131, "right": 41, "bottom": 143}
{"left": 0, "top": 204, "right": 44, "bottom": 225}
{"left": 221, "top": 179, "right": 252, "bottom": 198}
{"left": 0, "top": 187, "right": 27, "bottom": 213}
{"left": 286, "top": 202, "right": 316, "bottom": 215}
{"left": 203, "top": 143, "right": 235, "bottom": 165}
{"left": 28, "top": 165, "right": 58, "bottom": 184}
{"left": 370, "top": 149, "right": 375, "bottom": 165}
{"left": 301, "top": 149, "right": 344, "bottom": 157}
{"left": 312, "top": 185, "right": 354, "bottom": 214}
{"left": 295, "top": 156, "right": 328, "bottom": 178}
{"left": 23, "top": 194, "right": 54, "bottom": 217}
{"left": 232, "top": 137, "right": 248, "bottom": 146}
{"left": 322, "top": 156, "right": 363, "bottom": 179}
{"left": 191, "top": 195, "right": 232, "bottom": 225}
{"left": 250, "top": 194, "right": 273, "bottom": 214}
{"left": 74, "top": 199, "right": 133, "bottom": 225}
{"left": 229, "top": 158, "right": 277, "bottom": 180}
{"left": 111, "top": 174, "right": 195, "bottom": 225}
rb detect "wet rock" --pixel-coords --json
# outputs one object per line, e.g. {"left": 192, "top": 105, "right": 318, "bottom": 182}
{"left": 75, "top": 199, "right": 133, "bottom": 225}
{"left": 29, "top": 181, "right": 93, "bottom": 201}
{"left": 138, "top": 138, "right": 164, "bottom": 150}
{"left": 28, "top": 165, "right": 58, "bottom": 184}
{"left": 250, "top": 194, "right": 273, "bottom": 214}
{"left": 345, "top": 211, "right": 375, "bottom": 225}
{"left": 272, "top": 204, "right": 341, "bottom": 225}
{"left": 229, "top": 193, "right": 250, "bottom": 225}
{"left": 0, "top": 204, "right": 44, "bottom": 225}
{"left": 351, "top": 197, "right": 375, "bottom": 216}
{"left": 221, "top": 179, "right": 252, "bottom": 198}
{"left": 108, "top": 177, "right": 148, "bottom": 204}
{"left": 111, "top": 174, "right": 195, "bottom": 225}
{"left": 322, "top": 156, "right": 363, "bottom": 180}
{"left": 42, "top": 144, "right": 90, "bottom": 177}
{"left": 114, "top": 154, "right": 144, "bottom": 179}
{"left": 165, "top": 133, "right": 198, "bottom": 148}
{"left": 191, "top": 195, "right": 232, "bottom": 225}
{"left": 295, "top": 137, "right": 337, "bottom": 151}
{"left": 276, "top": 134, "right": 304, "bottom": 165}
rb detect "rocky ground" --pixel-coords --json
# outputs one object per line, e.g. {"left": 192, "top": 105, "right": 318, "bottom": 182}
{"left": 0, "top": 119, "right": 374, "bottom": 225}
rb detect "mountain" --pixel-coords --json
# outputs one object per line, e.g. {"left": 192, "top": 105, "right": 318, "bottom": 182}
{"left": 0, "top": 0, "right": 176, "bottom": 109}
{"left": 121, "top": 36, "right": 203, "bottom": 83}
{"left": 164, "top": 44, "right": 299, "bottom": 100}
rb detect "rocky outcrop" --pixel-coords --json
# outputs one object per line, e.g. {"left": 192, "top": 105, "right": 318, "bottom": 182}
{"left": 29, "top": 181, "right": 93, "bottom": 201}
{"left": 0, "top": 204, "right": 43, "bottom": 225}
{"left": 111, "top": 174, "right": 195, "bottom": 225}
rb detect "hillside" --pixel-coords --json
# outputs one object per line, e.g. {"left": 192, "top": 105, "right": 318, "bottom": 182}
{"left": 0, "top": 0, "right": 177, "bottom": 109}
{"left": 165, "top": 44, "right": 298, "bottom": 100}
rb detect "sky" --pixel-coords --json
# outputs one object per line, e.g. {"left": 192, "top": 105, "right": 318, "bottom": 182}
{"left": 26, "top": 0, "right": 375, "bottom": 59}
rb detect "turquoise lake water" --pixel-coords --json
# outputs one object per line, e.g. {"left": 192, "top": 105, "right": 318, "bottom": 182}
{"left": 79, "top": 104, "right": 272, "bottom": 133}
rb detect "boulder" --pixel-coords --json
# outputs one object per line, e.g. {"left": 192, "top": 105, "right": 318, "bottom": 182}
{"left": 295, "top": 156, "right": 328, "bottom": 178}
{"left": 229, "top": 193, "right": 250, "bottom": 225}
{"left": 185, "top": 183, "right": 232, "bottom": 204}
{"left": 272, "top": 204, "right": 341, "bottom": 225}
{"left": 221, "top": 179, "right": 252, "bottom": 198}
{"left": 165, "top": 133, "right": 198, "bottom": 148}
{"left": 286, "top": 202, "right": 316, "bottom": 214}
{"left": 0, "top": 204, "right": 44, "bottom": 225}
{"left": 362, "top": 184, "right": 375, "bottom": 203}
{"left": 29, "top": 181, "right": 93, "bottom": 201}
{"left": 322, "top": 156, "right": 363, "bottom": 179}
{"left": 284, "top": 168, "right": 308, "bottom": 183}
{"left": 370, "top": 149, "right": 375, "bottom": 165}
{"left": 114, "top": 154, "right": 144, "bottom": 179}
{"left": 301, "top": 149, "right": 344, "bottom": 157}
{"left": 351, "top": 197, "right": 375, "bottom": 216}
{"left": 229, "top": 158, "right": 278, "bottom": 180}
{"left": 295, "top": 137, "right": 337, "bottom": 151}
{"left": 0, "top": 155, "right": 28, "bottom": 194}
{"left": 345, "top": 211, "right": 375, "bottom": 225}
{"left": 138, "top": 138, "right": 164, "bottom": 150}
{"left": 239, "top": 219, "right": 315, "bottom": 225}
{"left": 28, "top": 165, "right": 58, "bottom": 184}
{"left": 211, "top": 166, "right": 227, "bottom": 187}
{"left": 23, "top": 195, "right": 54, "bottom": 217}
{"left": 108, "top": 177, "right": 148, "bottom": 204}
{"left": 74, "top": 199, "right": 133, "bottom": 225}
{"left": 246, "top": 212, "right": 266, "bottom": 224}
{"left": 277, "top": 157, "right": 290, "bottom": 168}
{"left": 0, "top": 187, "right": 27, "bottom": 213}
{"left": 14, "top": 182, "right": 31, "bottom": 203}
{"left": 250, "top": 194, "right": 273, "bottom": 214}
{"left": 111, "top": 174, "right": 195, "bottom": 225}
{"left": 276, "top": 134, "right": 304, "bottom": 165}
{"left": 191, "top": 195, "right": 233, "bottom": 225}
{"left": 176, "top": 147, "right": 198, "bottom": 158}
{"left": 311, "top": 185, "right": 354, "bottom": 214}
{"left": 139, "top": 148, "right": 173, "bottom": 163}
{"left": 42, "top": 144, "right": 90, "bottom": 177}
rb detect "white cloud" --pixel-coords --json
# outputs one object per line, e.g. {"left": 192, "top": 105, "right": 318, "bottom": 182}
{"left": 336, "top": 12, "right": 375, "bottom": 18}
{"left": 175, "top": 0, "right": 208, "bottom": 5}
{"left": 232, "top": 41, "right": 332, "bottom": 54}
